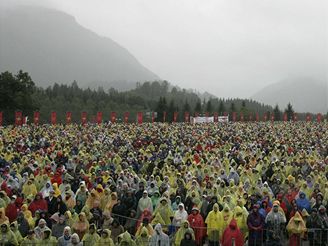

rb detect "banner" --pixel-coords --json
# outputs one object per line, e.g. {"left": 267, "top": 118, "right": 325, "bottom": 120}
{"left": 81, "top": 112, "right": 87, "bottom": 125}
{"left": 152, "top": 112, "right": 155, "bottom": 123}
{"left": 293, "top": 113, "right": 298, "bottom": 122}
{"left": 173, "top": 112, "right": 178, "bottom": 123}
{"left": 214, "top": 112, "right": 218, "bottom": 122}
{"left": 184, "top": 112, "right": 190, "bottom": 123}
{"left": 51, "top": 111, "right": 57, "bottom": 125}
{"left": 66, "top": 112, "right": 72, "bottom": 124}
{"left": 0, "top": 112, "right": 2, "bottom": 126}
{"left": 263, "top": 114, "right": 267, "bottom": 121}
{"left": 137, "top": 112, "right": 143, "bottom": 124}
{"left": 317, "top": 113, "right": 322, "bottom": 123}
{"left": 124, "top": 112, "right": 129, "bottom": 123}
{"left": 111, "top": 112, "right": 117, "bottom": 123}
{"left": 34, "top": 111, "right": 40, "bottom": 125}
{"left": 192, "top": 116, "right": 228, "bottom": 123}
{"left": 163, "top": 111, "right": 167, "bottom": 122}
{"left": 232, "top": 112, "right": 237, "bottom": 122}
{"left": 306, "top": 114, "right": 311, "bottom": 122}
{"left": 255, "top": 112, "right": 259, "bottom": 122}
{"left": 15, "top": 111, "right": 22, "bottom": 126}
{"left": 96, "top": 112, "right": 102, "bottom": 124}
{"left": 240, "top": 112, "right": 244, "bottom": 122}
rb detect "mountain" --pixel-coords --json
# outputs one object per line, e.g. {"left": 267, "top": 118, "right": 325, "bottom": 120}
{"left": 251, "top": 78, "right": 328, "bottom": 113}
{"left": 0, "top": 6, "right": 159, "bottom": 89}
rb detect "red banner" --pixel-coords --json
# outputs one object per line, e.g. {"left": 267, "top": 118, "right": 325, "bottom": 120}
{"left": 111, "top": 112, "right": 117, "bottom": 123}
{"left": 293, "top": 113, "right": 298, "bottom": 122}
{"left": 96, "top": 112, "right": 102, "bottom": 124}
{"left": 184, "top": 112, "right": 190, "bottom": 123}
{"left": 81, "top": 112, "right": 87, "bottom": 125}
{"left": 173, "top": 112, "right": 178, "bottom": 123}
{"left": 240, "top": 112, "right": 244, "bottom": 122}
{"left": 66, "top": 112, "right": 72, "bottom": 124}
{"left": 232, "top": 112, "right": 237, "bottom": 122}
{"left": 306, "top": 114, "right": 311, "bottom": 122}
{"left": 255, "top": 112, "right": 259, "bottom": 122}
{"left": 317, "top": 113, "right": 322, "bottom": 123}
{"left": 152, "top": 112, "right": 155, "bottom": 123}
{"left": 15, "top": 111, "right": 22, "bottom": 126}
{"left": 163, "top": 111, "right": 167, "bottom": 122}
{"left": 0, "top": 112, "right": 2, "bottom": 126}
{"left": 214, "top": 112, "right": 218, "bottom": 122}
{"left": 263, "top": 114, "right": 267, "bottom": 121}
{"left": 283, "top": 113, "right": 287, "bottom": 122}
{"left": 137, "top": 112, "right": 143, "bottom": 124}
{"left": 124, "top": 112, "right": 129, "bottom": 123}
{"left": 51, "top": 112, "right": 57, "bottom": 125}
{"left": 34, "top": 111, "right": 40, "bottom": 125}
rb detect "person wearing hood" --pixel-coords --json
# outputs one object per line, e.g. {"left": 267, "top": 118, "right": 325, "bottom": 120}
{"left": 153, "top": 197, "right": 174, "bottom": 226}
{"left": 52, "top": 215, "right": 67, "bottom": 238}
{"left": 10, "top": 221, "right": 23, "bottom": 244}
{"left": 150, "top": 223, "right": 170, "bottom": 246}
{"left": 247, "top": 204, "right": 265, "bottom": 246}
{"left": 136, "top": 226, "right": 151, "bottom": 246}
{"left": 173, "top": 203, "right": 188, "bottom": 227}
{"left": 221, "top": 219, "right": 244, "bottom": 246}
{"left": 22, "top": 179, "right": 37, "bottom": 198}
{"left": 20, "top": 204, "right": 34, "bottom": 228}
{"left": 175, "top": 220, "right": 195, "bottom": 246}
{"left": 96, "top": 229, "right": 114, "bottom": 246}
{"left": 16, "top": 212, "right": 30, "bottom": 238}
{"left": 21, "top": 230, "right": 39, "bottom": 246}
{"left": 58, "top": 226, "right": 72, "bottom": 246}
{"left": 306, "top": 208, "right": 322, "bottom": 246}
{"left": 5, "top": 196, "right": 18, "bottom": 223}
{"left": 34, "top": 218, "right": 50, "bottom": 240}
{"left": 72, "top": 212, "right": 89, "bottom": 240}
{"left": 109, "top": 219, "right": 124, "bottom": 244}
{"left": 296, "top": 191, "right": 311, "bottom": 213}
{"left": 205, "top": 203, "right": 221, "bottom": 246}
{"left": 137, "top": 190, "right": 153, "bottom": 215}
{"left": 220, "top": 203, "right": 233, "bottom": 238}
{"left": 41, "top": 181, "right": 54, "bottom": 198}
{"left": 82, "top": 223, "right": 100, "bottom": 246}
{"left": 287, "top": 211, "right": 307, "bottom": 246}
{"left": 117, "top": 231, "right": 137, "bottom": 246}
{"left": 28, "top": 193, "right": 48, "bottom": 216}
{"left": 0, "top": 222, "right": 18, "bottom": 246}
{"left": 265, "top": 201, "right": 286, "bottom": 245}
{"left": 67, "top": 233, "right": 83, "bottom": 246}
{"left": 40, "top": 228, "right": 57, "bottom": 245}
{"left": 188, "top": 206, "right": 205, "bottom": 246}
{"left": 172, "top": 196, "right": 182, "bottom": 212}
{"left": 180, "top": 229, "right": 197, "bottom": 246}
{"left": 0, "top": 207, "right": 9, "bottom": 225}
{"left": 317, "top": 205, "right": 328, "bottom": 245}
{"left": 233, "top": 206, "right": 248, "bottom": 239}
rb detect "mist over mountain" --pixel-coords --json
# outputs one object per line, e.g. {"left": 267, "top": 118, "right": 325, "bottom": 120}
{"left": 252, "top": 78, "right": 327, "bottom": 113}
{"left": 0, "top": 6, "right": 159, "bottom": 89}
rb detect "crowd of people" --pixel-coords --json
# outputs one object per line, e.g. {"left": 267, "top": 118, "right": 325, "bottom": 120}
{"left": 0, "top": 121, "right": 327, "bottom": 246}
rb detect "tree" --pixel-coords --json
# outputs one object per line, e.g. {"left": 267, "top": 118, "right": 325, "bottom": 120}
{"left": 273, "top": 104, "right": 281, "bottom": 121}
{"left": 284, "top": 102, "right": 294, "bottom": 121}
{"left": 194, "top": 100, "right": 202, "bottom": 114}
{"left": 168, "top": 99, "right": 175, "bottom": 122}
{"left": 183, "top": 100, "right": 191, "bottom": 113}
{"left": 218, "top": 100, "right": 225, "bottom": 115}
{"left": 156, "top": 97, "right": 167, "bottom": 122}
{"left": 230, "top": 102, "right": 236, "bottom": 112}
{"left": 206, "top": 100, "right": 213, "bottom": 114}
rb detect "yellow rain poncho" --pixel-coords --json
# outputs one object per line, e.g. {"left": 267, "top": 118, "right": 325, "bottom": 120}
{"left": 233, "top": 206, "right": 248, "bottom": 238}
{"left": 174, "top": 220, "right": 195, "bottom": 246}
{"left": 205, "top": 203, "right": 222, "bottom": 241}
{"left": 135, "top": 227, "right": 151, "bottom": 246}
{"left": 153, "top": 198, "right": 173, "bottom": 226}
{"left": 220, "top": 203, "right": 233, "bottom": 238}
{"left": 96, "top": 229, "right": 114, "bottom": 246}
{"left": 287, "top": 212, "right": 307, "bottom": 238}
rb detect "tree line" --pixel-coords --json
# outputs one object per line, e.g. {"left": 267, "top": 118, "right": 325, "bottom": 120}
{"left": 0, "top": 70, "right": 325, "bottom": 124}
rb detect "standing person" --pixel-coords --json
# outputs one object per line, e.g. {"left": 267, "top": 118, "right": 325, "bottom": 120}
{"left": 0, "top": 223, "right": 18, "bottom": 246}
{"left": 21, "top": 230, "right": 39, "bottom": 246}
{"left": 265, "top": 201, "right": 286, "bottom": 246}
{"left": 149, "top": 223, "right": 170, "bottom": 246}
{"left": 221, "top": 219, "right": 244, "bottom": 246}
{"left": 180, "top": 230, "right": 197, "bottom": 246}
{"left": 188, "top": 206, "right": 205, "bottom": 246}
{"left": 137, "top": 190, "right": 153, "bottom": 215}
{"left": 247, "top": 204, "right": 265, "bottom": 246}
{"left": 58, "top": 226, "right": 72, "bottom": 246}
{"left": 306, "top": 208, "right": 321, "bottom": 246}
{"left": 68, "top": 233, "right": 83, "bottom": 246}
{"left": 287, "top": 212, "right": 307, "bottom": 246}
{"left": 205, "top": 203, "right": 221, "bottom": 246}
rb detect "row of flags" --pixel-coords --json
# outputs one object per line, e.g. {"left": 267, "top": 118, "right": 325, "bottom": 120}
{"left": 0, "top": 111, "right": 324, "bottom": 126}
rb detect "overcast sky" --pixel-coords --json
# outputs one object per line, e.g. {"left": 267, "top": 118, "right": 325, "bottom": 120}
{"left": 3, "top": 0, "right": 328, "bottom": 98}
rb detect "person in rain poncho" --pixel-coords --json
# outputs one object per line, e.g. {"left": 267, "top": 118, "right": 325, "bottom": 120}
{"left": 0, "top": 208, "right": 9, "bottom": 225}
{"left": 175, "top": 220, "right": 195, "bottom": 246}
{"left": 21, "top": 230, "right": 39, "bottom": 246}
{"left": 153, "top": 197, "right": 174, "bottom": 226}
{"left": 58, "top": 226, "right": 72, "bottom": 246}
{"left": 287, "top": 211, "right": 307, "bottom": 246}
{"left": 40, "top": 228, "right": 57, "bottom": 245}
{"left": 34, "top": 218, "right": 50, "bottom": 240}
{"left": 117, "top": 231, "right": 137, "bottom": 246}
{"left": 135, "top": 226, "right": 151, "bottom": 246}
{"left": 188, "top": 206, "right": 205, "bottom": 246}
{"left": 173, "top": 203, "right": 188, "bottom": 227}
{"left": 220, "top": 203, "right": 233, "bottom": 238}
{"left": 10, "top": 221, "right": 23, "bottom": 244}
{"left": 149, "top": 223, "right": 170, "bottom": 246}
{"left": 265, "top": 201, "right": 286, "bottom": 245}
{"left": 296, "top": 191, "right": 311, "bottom": 213}
{"left": 205, "top": 203, "right": 221, "bottom": 246}
{"left": 95, "top": 229, "right": 114, "bottom": 246}
{"left": 247, "top": 204, "right": 265, "bottom": 246}
{"left": 82, "top": 224, "right": 100, "bottom": 246}
{"left": 221, "top": 219, "right": 244, "bottom": 246}
{"left": 72, "top": 212, "right": 89, "bottom": 240}
{"left": 0, "top": 222, "right": 18, "bottom": 246}
{"left": 68, "top": 233, "right": 83, "bottom": 246}
{"left": 180, "top": 230, "right": 197, "bottom": 246}
{"left": 137, "top": 190, "right": 153, "bottom": 215}
{"left": 233, "top": 206, "right": 248, "bottom": 239}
